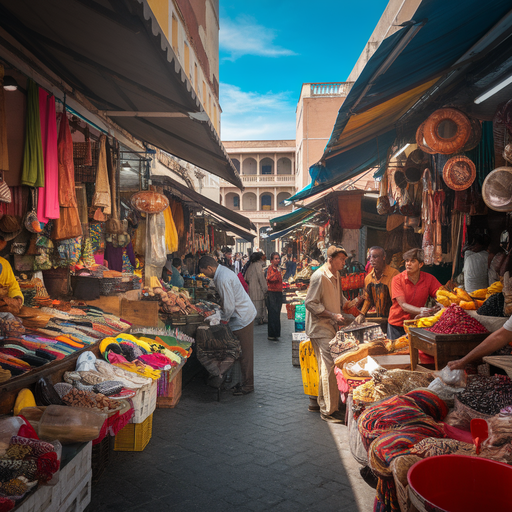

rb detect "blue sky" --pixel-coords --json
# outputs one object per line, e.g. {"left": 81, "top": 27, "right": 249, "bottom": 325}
{"left": 219, "top": 0, "right": 389, "bottom": 141}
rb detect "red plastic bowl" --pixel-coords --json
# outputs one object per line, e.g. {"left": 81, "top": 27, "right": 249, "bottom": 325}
{"left": 408, "top": 455, "right": 512, "bottom": 512}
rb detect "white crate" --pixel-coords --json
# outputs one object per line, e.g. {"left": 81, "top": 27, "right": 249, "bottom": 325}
{"left": 129, "top": 379, "right": 157, "bottom": 423}
{"left": 292, "top": 332, "right": 308, "bottom": 341}
{"left": 15, "top": 483, "right": 57, "bottom": 512}
{"left": 59, "top": 470, "right": 92, "bottom": 512}
{"left": 16, "top": 442, "right": 92, "bottom": 512}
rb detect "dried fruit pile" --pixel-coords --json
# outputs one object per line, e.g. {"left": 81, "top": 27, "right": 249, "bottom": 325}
{"left": 62, "top": 388, "right": 118, "bottom": 410}
{"left": 458, "top": 375, "right": 512, "bottom": 415}
{"left": 426, "top": 304, "right": 488, "bottom": 335}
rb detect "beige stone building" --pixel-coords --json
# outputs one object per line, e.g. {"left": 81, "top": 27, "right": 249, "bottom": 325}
{"left": 295, "top": 82, "right": 353, "bottom": 191}
{"left": 220, "top": 140, "right": 296, "bottom": 251}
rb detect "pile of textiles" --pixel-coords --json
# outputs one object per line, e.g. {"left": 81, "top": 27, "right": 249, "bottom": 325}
{"left": 358, "top": 390, "right": 448, "bottom": 512}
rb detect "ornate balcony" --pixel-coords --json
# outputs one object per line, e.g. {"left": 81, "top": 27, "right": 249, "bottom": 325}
{"left": 241, "top": 175, "right": 295, "bottom": 184}
{"left": 310, "top": 82, "right": 353, "bottom": 96}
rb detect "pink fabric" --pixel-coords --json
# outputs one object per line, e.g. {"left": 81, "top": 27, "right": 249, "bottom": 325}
{"left": 94, "top": 253, "right": 105, "bottom": 265}
{"left": 139, "top": 353, "right": 174, "bottom": 369}
{"left": 108, "top": 352, "right": 129, "bottom": 364}
{"left": 38, "top": 90, "right": 60, "bottom": 222}
{"left": 443, "top": 423, "right": 474, "bottom": 443}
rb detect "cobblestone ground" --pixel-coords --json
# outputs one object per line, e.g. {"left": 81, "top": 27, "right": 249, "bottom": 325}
{"left": 88, "top": 314, "right": 375, "bottom": 511}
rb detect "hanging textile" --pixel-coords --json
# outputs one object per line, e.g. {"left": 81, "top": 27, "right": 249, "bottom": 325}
{"left": 337, "top": 194, "right": 362, "bottom": 229}
{"left": 37, "top": 89, "right": 60, "bottom": 223}
{"left": 51, "top": 112, "right": 82, "bottom": 241}
{"left": 0, "top": 65, "right": 9, "bottom": 173}
{"left": 163, "top": 206, "right": 178, "bottom": 253}
{"left": 170, "top": 199, "right": 185, "bottom": 237}
{"left": 92, "top": 135, "right": 111, "bottom": 214}
{"left": 21, "top": 80, "right": 44, "bottom": 188}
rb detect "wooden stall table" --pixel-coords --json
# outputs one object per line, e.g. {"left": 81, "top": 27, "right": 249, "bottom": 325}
{"left": 409, "top": 328, "right": 488, "bottom": 371}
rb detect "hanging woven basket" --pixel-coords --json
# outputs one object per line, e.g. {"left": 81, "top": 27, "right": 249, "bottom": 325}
{"left": 130, "top": 191, "right": 169, "bottom": 214}
{"left": 423, "top": 108, "right": 472, "bottom": 154}
{"left": 482, "top": 167, "right": 512, "bottom": 212}
{"left": 442, "top": 155, "right": 476, "bottom": 191}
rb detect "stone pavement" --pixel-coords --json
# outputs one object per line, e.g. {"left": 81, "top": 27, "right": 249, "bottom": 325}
{"left": 87, "top": 315, "right": 375, "bottom": 511}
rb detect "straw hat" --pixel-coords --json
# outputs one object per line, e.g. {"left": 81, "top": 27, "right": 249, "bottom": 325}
{"left": 0, "top": 215, "right": 22, "bottom": 241}
{"left": 442, "top": 156, "right": 476, "bottom": 191}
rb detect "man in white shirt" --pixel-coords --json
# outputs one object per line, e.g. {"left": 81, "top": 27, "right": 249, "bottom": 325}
{"left": 199, "top": 256, "right": 257, "bottom": 395}
{"left": 463, "top": 235, "right": 490, "bottom": 293}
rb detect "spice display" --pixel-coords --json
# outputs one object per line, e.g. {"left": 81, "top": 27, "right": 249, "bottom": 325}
{"left": 458, "top": 375, "right": 512, "bottom": 415}
{"left": 426, "top": 304, "right": 488, "bottom": 334}
{"left": 477, "top": 293, "right": 505, "bottom": 317}
{"left": 61, "top": 388, "right": 118, "bottom": 410}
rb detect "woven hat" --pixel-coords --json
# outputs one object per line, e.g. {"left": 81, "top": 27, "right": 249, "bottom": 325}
{"left": 0, "top": 215, "right": 22, "bottom": 241}
{"left": 482, "top": 167, "right": 512, "bottom": 212}
{"left": 442, "top": 156, "right": 476, "bottom": 191}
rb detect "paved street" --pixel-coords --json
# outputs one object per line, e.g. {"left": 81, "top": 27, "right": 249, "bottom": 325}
{"left": 88, "top": 315, "right": 375, "bottom": 511}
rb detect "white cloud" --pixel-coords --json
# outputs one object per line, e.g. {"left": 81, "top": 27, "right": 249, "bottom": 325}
{"left": 220, "top": 16, "right": 296, "bottom": 61}
{"left": 220, "top": 83, "right": 296, "bottom": 140}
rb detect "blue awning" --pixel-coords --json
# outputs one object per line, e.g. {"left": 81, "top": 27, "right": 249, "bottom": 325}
{"left": 292, "top": 0, "right": 512, "bottom": 202}
{"left": 288, "top": 129, "right": 396, "bottom": 203}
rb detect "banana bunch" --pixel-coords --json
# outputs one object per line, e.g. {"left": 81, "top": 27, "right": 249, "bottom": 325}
{"left": 417, "top": 308, "right": 444, "bottom": 328}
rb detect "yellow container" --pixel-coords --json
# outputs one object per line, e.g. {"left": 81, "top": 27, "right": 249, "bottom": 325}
{"left": 299, "top": 340, "right": 319, "bottom": 396}
{"left": 114, "top": 413, "right": 153, "bottom": 452}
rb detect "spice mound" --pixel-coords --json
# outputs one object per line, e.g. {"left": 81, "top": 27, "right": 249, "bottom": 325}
{"left": 458, "top": 375, "right": 512, "bottom": 415}
{"left": 426, "top": 304, "right": 488, "bottom": 335}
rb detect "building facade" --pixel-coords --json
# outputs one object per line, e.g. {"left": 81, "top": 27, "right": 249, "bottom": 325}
{"left": 220, "top": 140, "right": 296, "bottom": 251}
{"left": 295, "top": 82, "right": 353, "bottom": 191}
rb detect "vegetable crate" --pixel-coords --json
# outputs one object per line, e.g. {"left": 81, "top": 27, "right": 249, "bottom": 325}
{"left": 129, "top": 380, "right": 157, "bottom": 423}
{"left": 157, "top": 368, "right": 182, "bottom": 408}
{"left": 114, "top": 413, "right": 153, "bottom": 452}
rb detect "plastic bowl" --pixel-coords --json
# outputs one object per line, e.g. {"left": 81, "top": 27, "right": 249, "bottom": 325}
{"left": 408, "top": 454, "right": 512, "bottom": 512}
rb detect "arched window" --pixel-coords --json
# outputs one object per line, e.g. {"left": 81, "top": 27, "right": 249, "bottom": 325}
{"left": 277, "top": 192, "right": 292, "bottom": 209}
{"left": 231, "top": 158, "right": 240, "bottom": 173}
{"left": 261, "top": 193, "right": 273, "bottom": 211}
{"left": 277, "top": 157, "right": 292, "bottom": 175}
{"left": 260, "top": 157, "right": 274, "bottom": 175}
{"left": 242, "top": 158, "right": 257, "bottom": 175}
{"left": 242, "top": 192, "right": 257, "bottom": 211}
{"left": 226, "top": 192, "right": 240, "bottom": 210}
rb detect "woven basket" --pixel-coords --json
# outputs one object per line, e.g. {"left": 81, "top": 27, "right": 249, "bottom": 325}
{"left": 403, "top": 319, "right": 418, "bottom": 336}
{"left": 453, "top": 395, "right": 492, "bottom": 431}
{"left": 334, "top": 340, "right": 387, "bottom": 369}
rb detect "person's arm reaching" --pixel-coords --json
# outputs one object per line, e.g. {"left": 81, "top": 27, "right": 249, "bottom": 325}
{"left": 448, "top": 327, "right": 512, "bottom": 370}
{"left": 305, "top": 274, "right": 352, "bottom": 325}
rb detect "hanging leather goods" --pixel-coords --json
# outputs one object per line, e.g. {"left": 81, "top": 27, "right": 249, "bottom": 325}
{"left": 376, "top": 170, "right": 391, "bottom": 215}
{"left": 24, "top": 188, "right": 42, "bottom": 233}
{"left": 433, "top": 191, "right": 445, "bottom": 264}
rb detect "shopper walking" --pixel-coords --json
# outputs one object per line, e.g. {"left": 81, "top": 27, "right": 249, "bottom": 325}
{"left": 266, "top": 252, "right": 283, "bottom": 341}
{"left": 198, "top": 256, "right": 257, "bottom": 395}
{"left": 245, "top": 252, "right": 268, "bottom": 325}
{"left": 305, "top": 245, "right": 354, "bottom": 423}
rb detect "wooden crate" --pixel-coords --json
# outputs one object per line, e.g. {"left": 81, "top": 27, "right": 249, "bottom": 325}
{"left": 157, "top": 368, "right": 182, "bottom": 409}
{"left": 120, "top": 299, "right": 159, "bottom": 328}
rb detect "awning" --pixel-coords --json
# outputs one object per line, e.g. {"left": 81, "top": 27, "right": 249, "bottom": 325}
{"left": 269, "top": 197, "right": 326, "bottom": 232}
{"left": 326, "top": 0, "right": 512, "bottom": 156}
{"left": 267, "top": 224, "right": 303, "bottom": 241}
{"left": 152, "top": 175, "right": 255, "bottom": 233}
{"left": 294, "top": 0, "right": 512, "bottom": 203}
{"left": 0, "top": 0, "right": 243, "bottom": 189}
{"left": 288, "top": 129, "right": 396, "bottom": 203}
{"left": 211, "top": 217, "right": 256, "bottom": 242}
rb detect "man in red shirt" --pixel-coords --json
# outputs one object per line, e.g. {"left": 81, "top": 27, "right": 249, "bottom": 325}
{"left": 266, "top": 252, "right": 283, "bottom": 341}
{"left": 387, "top": 248, "right": 441, "bottom": 340}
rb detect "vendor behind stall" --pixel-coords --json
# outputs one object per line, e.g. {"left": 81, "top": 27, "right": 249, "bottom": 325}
{"left": 0, "top": 255, "right": 23, "bottom": 308}
{"left": 387, "top": 248, "right": 441, "bottom": 340}
{"left": 356, "top": 246, "right": 399, "bottom": 328}
{"left": 162, "top": 258, "right": 184, "bottom": 288}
